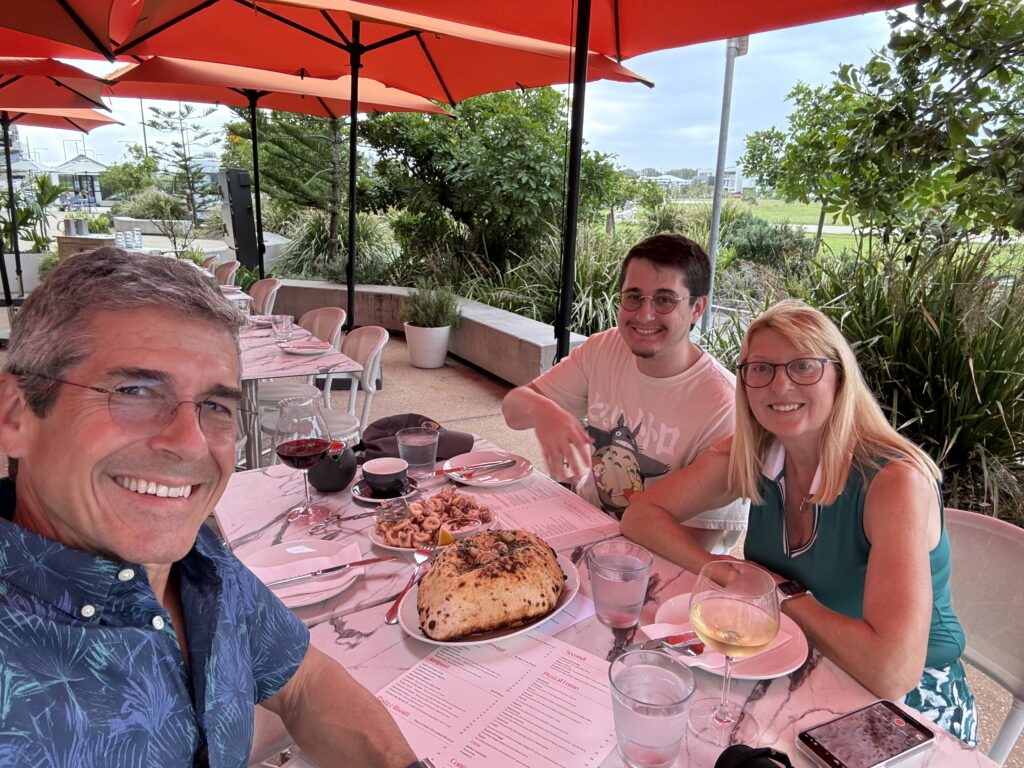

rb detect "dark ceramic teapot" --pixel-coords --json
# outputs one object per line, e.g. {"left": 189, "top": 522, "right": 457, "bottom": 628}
{"left": 308, "top": 440, "right": 357, "bottom": 493}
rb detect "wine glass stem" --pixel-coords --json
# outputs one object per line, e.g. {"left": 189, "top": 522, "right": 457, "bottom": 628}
{"left": 301, "top": 469, "right": 312, "bottom": 509}
{"left": 715, "top": 656, "right": 735, "bottom": 725}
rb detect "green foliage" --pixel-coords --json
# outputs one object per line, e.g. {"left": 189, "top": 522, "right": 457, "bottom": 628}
{"left": 88, "top": 213, "right": 113, "bottom": 234}
{"left": 146, "top": 103, "right": 219, "bottom": 224}
{"left": 361, "top": 88, "right": 634, "bottom": 268}
{"left": 235, "top": 264, "right": 260, "bottom": 292}
{"left": 723, "top": 214, "right": 813, "bottom": 273}
{"left": 400, "top": 282, "right": 461, "bottom": 329}
{"left": 177, "top": 249, "right": 207, "bottom": 267}
{"left": 36, "top": 252, "right": 61, "bottom": 282}
{"left": 738, "top": 128, "right": 786, "bottom": 194}
{"left": 1, "top": 175, "right": 66, "bottom": 253}
{"left": 791, "top": 242, "right": 1024, "bottom": 522}
{"left": 112, "top": 187, "right": 188, "bottom": 220}
{"left": 98, "top": 144, "right": 158, "bottom": 198}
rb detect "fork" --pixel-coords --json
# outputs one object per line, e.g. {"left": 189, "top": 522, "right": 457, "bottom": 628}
{"left": 384, "top": 547, "right": 432, "bottom": 625}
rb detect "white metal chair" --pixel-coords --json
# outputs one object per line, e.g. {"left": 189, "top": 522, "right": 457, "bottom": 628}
{"left": 214, "top": 260, "right": 240, "bottom": 286}
{"left": 248, "top": 278, "right": 283, "bottom": 315}
{"left": 260, "top": 325, "right": 388, "bottom": 449}
{"left": 945, "top": 508, "right": 1024, "bottom": 766}
{"left": 256, "top": 307, "right": 347, "bottom": 410}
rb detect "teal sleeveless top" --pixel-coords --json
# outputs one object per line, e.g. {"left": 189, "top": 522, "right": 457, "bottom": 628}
{"left": 744, "top": 458, "right": 966, "bottom": 669}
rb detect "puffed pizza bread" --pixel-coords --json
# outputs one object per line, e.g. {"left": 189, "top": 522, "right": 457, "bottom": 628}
{"left": 417, "top": 529, "right": 566, "bottom": 641}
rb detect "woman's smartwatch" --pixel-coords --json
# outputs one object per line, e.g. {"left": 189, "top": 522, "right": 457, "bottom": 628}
{"left": 777, "top": 579, "right": 811, "bottom": 603}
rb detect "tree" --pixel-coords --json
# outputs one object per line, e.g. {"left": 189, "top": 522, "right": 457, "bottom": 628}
{"left": 361, "top": 87, "right": 630, "bottom": 268}
{"left": 98, "top": 144, "right": 158, "bottom": 198}
{"left": 666, "top": 167, "right": 698, "bottom": 180}
{"left": 738, "top": 128, "right": 785, "bottom": 194}
{"left": 147, "top": 103, "right": 219, "bottom": 225}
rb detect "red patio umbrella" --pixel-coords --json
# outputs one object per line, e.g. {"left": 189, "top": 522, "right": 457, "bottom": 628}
{"left": 107, "top": 56, "right": 450, "bottom": 277}
{"left": 0, "top": 107, "right": 120, "bottom": 305}
{"left": 352, "top": 0, "right": 908, "bottom": 356}
{"left": 1, "top": 0, "right": 140, "bottom": 61}
{"left": 115, "top": 0, "right": 651, "bottom": 326}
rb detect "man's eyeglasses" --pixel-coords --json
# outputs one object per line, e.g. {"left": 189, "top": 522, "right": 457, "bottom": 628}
{"left": 619, "top": 291, "right": 694, "bottom": 314}
{"left": 736, "top": 358, "right": 838, "bottom": 388}
{"left": 18, "top": 373, "right": 241, "bottom": 442}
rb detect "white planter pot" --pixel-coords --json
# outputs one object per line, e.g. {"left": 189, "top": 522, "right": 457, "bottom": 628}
{"left": 404, "top": 322, "right": 451, "bottom": 369}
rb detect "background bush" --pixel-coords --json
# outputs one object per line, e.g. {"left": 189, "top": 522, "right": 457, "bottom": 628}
{"left": 111, "top": 188, "right": 188, "bottom": 221}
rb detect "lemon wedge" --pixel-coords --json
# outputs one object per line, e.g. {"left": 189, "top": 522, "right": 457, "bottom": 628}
{"left": 437, "top": 528, "right": 455, "bottom": 546}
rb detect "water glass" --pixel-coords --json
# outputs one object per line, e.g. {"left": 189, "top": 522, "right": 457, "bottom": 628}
{"left": 396, "top": 426, "right": 439, "bottom": 478}
{"left": 587, "top": 541, "right": 653, "bottom": 628}
{"left": 271, "top": 314, "right": 294, "bottom": 343}
{"left": 609, "top": 650, "right": 696, "bottom": 768}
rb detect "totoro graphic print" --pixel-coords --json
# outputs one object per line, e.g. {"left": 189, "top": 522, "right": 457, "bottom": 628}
{"left": 587, "top": 414, "right": 668, "bottom": 518}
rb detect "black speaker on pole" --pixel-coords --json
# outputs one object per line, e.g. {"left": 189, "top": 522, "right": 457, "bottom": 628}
{"left": 218, "top": 169, "right": 258, "bottom": 271}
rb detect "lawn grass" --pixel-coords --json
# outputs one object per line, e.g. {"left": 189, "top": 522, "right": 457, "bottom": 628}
{"left": 740, "top": 198, "right": 825, "bottom": 226}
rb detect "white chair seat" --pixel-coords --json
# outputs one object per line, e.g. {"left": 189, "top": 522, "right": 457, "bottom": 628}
{"left": 261, "top": 406, "right": 361, "bottom": 445}
{"left": 257, "top": 380, "right": 323, "bottom": 406}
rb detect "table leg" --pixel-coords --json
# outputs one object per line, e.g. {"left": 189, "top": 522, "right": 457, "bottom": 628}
{"left": 243, "top": 379, "right": 262, "bottom": 469}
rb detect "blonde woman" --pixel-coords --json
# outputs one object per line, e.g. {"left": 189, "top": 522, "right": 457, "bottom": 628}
{"left": 621, "top": 299, "right": 976, "bottom": 744}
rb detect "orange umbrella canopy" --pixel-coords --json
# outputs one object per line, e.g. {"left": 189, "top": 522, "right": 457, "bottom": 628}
{"left": 117, "top": 0, "right": 651, "bottom": 103}
{"left": 0, "top": 107, "right": 120, "bottom": 133}
{"left": 0, "top": 58, "right": 108, "bottom": 111}
{"left": 1, "top": 0, "right": 141, "bottom": 61}
{"left": 106, "top": 57, "right": 450, "bottom": 118}
{"left": 356, "top": 0, "right": 907, "bottom": 61}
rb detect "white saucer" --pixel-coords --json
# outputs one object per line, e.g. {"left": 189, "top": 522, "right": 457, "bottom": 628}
{"left": 351, "top": 476, "right": 420, "bottom": 504}
{"left": 650, "top": 592, "right": 809, "bottom": 680}
{"left": 398, "top": 555, "right": 580, "bottom": 645}
{"left": 278, "top": 342, "right": 331, "bottom": 356}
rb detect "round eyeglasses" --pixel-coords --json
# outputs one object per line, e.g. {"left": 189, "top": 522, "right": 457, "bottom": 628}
{"left": 619, "top": 291, "right": 693, "bottom": 314}
{"left": 737, "top": 357, "right": 837, "bottom": 388}
{"left": 21, "top": 373, "right": 240, "bottom": 442}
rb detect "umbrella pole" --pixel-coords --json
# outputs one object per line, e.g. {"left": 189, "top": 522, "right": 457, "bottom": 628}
{"left": 2, "top": 115, "right": 23, "bottom": 299}
{"left": 345, "top": 21, "right": 361, "bottom": 331}
{"left": 247, "top": 93, "right": 266, "bottom": 279}
{"left": 555, "top": 0, "right": 592, "bottom": 362}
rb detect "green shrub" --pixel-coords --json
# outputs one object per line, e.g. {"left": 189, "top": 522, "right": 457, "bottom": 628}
{"left": 792, "top": 241, "right": 1024, "bottom": 524}
{"left": 88, "top": 213, "right": 113, "bottom": 234}
{"left": 400, "top": 282, "right": 461, "bottom": 328}
{"left": 178, "top": 249, "right": 207, "bottom": 267}
{"left": 37, "top": 252, "right": 60, "bottom": 281}
{"left": 111, "top": 188, "right": 188, "bottom": 221}
{"left": 724, "top": 215, "right": 813, "bottom": 273}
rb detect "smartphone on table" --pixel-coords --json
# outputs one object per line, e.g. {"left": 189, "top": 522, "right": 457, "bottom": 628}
{"left": 796, "top": 700, "right": 936, "bottom": 768}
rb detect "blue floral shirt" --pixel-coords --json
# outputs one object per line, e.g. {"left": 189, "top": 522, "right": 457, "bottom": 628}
{"left": 0, "top": 479, "right": 309, "bottom": 767}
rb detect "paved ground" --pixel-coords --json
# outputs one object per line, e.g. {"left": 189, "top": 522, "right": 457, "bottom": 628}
{"left": 0, "top": 261, "right": 1018, "bottom": 767}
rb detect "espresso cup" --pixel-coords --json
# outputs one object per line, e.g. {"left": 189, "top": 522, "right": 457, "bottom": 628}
{"left": 362, "top": 457, "right": 408, "bottom": 495}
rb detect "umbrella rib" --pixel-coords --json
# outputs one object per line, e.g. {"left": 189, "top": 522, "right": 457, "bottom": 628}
{"left": 57, "top": 0, "right": 116, "bottom": 61}
{"left": 46, "top": 76, "right": 109, "bottom": 111}
{"left": 612, "top": 0, "right": 622, "bottom": 62}
{"left": 236, "top": 0, "right": 349, "bottom": 51}
{"left": 316, "top": 97, "right": 338, "bottom": 120}
{"left": 318, "top": 9, "right": 352, "bottom": 48}
{"left": 0, "top": 76, "right": 21, "bottom": 93}
{"left": 115, "top": 0, "right": 220, "bottom": 53}
{"left": 415, "top": 33, "right": 456, "bottom": 107}
{"left": 363, "top": 29, "right": 418, "bottom": 53}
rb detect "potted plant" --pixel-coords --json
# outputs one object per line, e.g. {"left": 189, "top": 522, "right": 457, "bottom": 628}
{"left": 400, "top": 282, "right": 461, "bottom": 369}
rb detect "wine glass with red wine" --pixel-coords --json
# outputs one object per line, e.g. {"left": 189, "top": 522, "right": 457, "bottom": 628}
{"left": 274, "top": 396, "right": 332, "bottom": 525}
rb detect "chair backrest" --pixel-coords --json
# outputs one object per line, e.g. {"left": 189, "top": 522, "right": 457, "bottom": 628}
{"left": 298, "top": 306, "right": 346, "bottom": 349}
{"left": 214, "top": 260, "right": 240, "bottom": 286}
{"left": 339, "top": 325, "right": 389, "bottom": 434}
{"left": 248, "top": 278, "right": 283, "bottom": 315}
{"left": 946, "top": 508, "right": 1024, "bottom": 765}
{"left": 201, "top": 254, "right": 220, "bottom": 271}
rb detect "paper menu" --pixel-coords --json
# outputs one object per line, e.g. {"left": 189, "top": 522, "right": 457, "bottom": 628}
{"left": 376, "top": 631, "right": 617, "bottom": 768}
{"left": 483, "top": 475, "right": 619, "bottom": 551}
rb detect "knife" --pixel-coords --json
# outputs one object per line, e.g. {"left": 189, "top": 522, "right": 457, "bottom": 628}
{"left": 624, "top": 631, "right": 705, "bottom": 655}
{"left": 431, "top": 458, "right": 517, "bottom": 478}
{"left": 265, "top": 555, "right": 397, "bottom": 588}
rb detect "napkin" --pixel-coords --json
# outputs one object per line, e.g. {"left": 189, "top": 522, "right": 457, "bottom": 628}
{"left": 639, "top": 621, "right": 792, "bottom": 671}
{"left": 248, "top": 541, "right": 363, "bottom": 600}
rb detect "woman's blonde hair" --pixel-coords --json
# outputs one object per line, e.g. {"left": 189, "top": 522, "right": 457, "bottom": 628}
{"left": 728, "top": 299, "right": 939, "bottom": 504}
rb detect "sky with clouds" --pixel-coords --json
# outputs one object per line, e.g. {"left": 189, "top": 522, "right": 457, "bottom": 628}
{"left": 16, "top": 11, "right": 893, "bottom": 176}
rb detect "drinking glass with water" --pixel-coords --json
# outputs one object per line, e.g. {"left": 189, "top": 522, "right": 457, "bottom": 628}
{"left": 587, "top": 541, "right": 653, "bottom": 628}
{"left": 396, "top": 426, "right": 439, "bottom": 478}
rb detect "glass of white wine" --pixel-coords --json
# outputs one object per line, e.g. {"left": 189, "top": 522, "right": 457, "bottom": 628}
{"left": 688, "top": 560, "right": 780, "bottom": 746}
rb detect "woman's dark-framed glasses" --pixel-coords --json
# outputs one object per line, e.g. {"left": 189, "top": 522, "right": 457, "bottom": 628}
{"left": 20, "top": 373, "right": 239, "bottom": 441}
{"left": 619, "top": 290, "right": 692, "bottom": 314}
{"left": 737, "top": 358, "right": 836, "bottom": 388}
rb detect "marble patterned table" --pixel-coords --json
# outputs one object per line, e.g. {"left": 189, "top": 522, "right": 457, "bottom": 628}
{"left": 238, "top": 325, "right": 361, "bottom": 469}
{"left": 216, "top": 460, "right": 994, "bottom": 767}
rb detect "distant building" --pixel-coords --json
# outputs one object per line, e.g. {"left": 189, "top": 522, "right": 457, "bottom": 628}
{"left": 52, "top": 154, "right": 109, "bottom": 206}
{"left": 642, "top": 173, "right": 691, "bottom": 191}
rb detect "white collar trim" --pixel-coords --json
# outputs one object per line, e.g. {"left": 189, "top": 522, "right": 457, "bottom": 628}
{"left": 760, "top": 439, "right": 822, "bottom": 496}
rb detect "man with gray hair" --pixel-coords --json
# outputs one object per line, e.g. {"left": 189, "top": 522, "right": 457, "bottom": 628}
{"left": 0, "top": 249, "right": 417, "bottom": 766}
